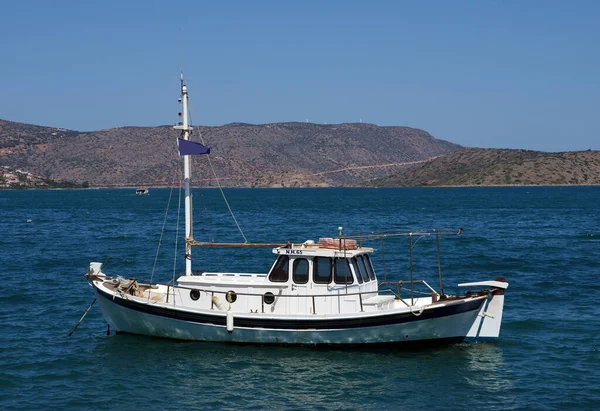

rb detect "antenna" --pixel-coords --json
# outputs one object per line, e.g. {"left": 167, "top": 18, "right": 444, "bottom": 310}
{"left": 179, "top": 28, "right": 183, "bottom": 75}
{"left": 179, "top": 29, "right": 185, "bottom": 92}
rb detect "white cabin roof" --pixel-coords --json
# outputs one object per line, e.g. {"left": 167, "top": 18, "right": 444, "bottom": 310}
{"left": 272, "top": 241, "right": 373, "bottom": 258}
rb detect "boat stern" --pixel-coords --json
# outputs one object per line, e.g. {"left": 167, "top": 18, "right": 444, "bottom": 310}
{"left": 459, "top": 277, "right": 509, "bottom": 342}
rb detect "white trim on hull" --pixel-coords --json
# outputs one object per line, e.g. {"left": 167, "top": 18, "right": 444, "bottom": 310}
{"left": 94, "top": 285, "right": 487, "bottom": 345}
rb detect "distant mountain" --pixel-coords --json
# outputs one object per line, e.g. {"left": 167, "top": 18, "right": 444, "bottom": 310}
{"left": 367, "top": 148, "right": 600, "bottom": 186}
{"left": 0, "top": 119, "right": 462, "bottom": 187}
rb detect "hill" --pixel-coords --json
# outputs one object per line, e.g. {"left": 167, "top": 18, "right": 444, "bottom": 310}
{"left": 0, "top": 119, "right": 461, "bottom": 187}
{"left": 368, "top": 148, "right": 600, "bottom": 186}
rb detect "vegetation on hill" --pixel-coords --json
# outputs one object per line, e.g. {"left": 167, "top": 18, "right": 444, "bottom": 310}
{"left": 0, "top": 119, "right": 461, "bottom": 187}
{"left": 367, "top": 148, "right": 600, "bottom": 186}
{"left": 3, "top": 119, "right": 598, "bottom": 188}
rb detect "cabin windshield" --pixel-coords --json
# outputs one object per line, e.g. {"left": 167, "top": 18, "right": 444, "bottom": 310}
{"left": 269, "top": 254, "right": 373, "bottom": 285}
{"left": 313, "top": 257, "right": 332, "bottom": 284}
{"left": 351, "top": 257, "right": 368, "bottom": 283}
{"left": 334, "top": 257, "right": 354, "bottom": 284}
{"left": 293, "top": 258, "right": 309, "bottom": 284}
{"left": 364, "top": 254, "right": 377, "bottom": 280}
{"left": 269, "top": 255, "right": 289, "bottom": 282}
{"left": 357, "top": 255, "right": 374, "bottom": 281}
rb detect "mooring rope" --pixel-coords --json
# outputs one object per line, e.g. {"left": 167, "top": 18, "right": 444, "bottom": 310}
{"left": 410, "top": 304, "right": 426, "bottom": 316}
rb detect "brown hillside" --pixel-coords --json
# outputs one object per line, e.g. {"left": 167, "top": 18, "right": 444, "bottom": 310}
{"left": 0, "top": 119, "right": 461, "bottom": 187}
{"left": 368, "top": 148, "right": 600, "bottom": 186}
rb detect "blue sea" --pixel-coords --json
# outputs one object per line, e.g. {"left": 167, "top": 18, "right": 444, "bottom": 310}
{"left": 1, "top": 187, "right": 599, "bottom": 410}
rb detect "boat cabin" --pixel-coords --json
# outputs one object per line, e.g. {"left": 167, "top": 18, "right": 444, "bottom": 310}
{"left": 177, "top": 239, "right": 388, "bottom": 315}
{"left": 268, "top": 240, "right": 378, "bottom": 289}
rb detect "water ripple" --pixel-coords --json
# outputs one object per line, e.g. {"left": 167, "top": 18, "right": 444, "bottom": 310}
{"left": 1, "top": 187, "right": 599, "bottom": 410}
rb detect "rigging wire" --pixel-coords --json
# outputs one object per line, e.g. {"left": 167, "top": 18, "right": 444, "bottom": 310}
{"left": 187, "top": 100, "right": 248, "bottom": 243}
{"left": 149, "top": 164, "right": 180, "bottom": 284}
{"left": 172, "top": 167, "right": 183, "bottom": 289}
{"left": 197, "top": 191, "right": 225, "bottom": 272}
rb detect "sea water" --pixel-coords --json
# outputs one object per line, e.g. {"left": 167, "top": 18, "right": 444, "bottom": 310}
{"left": 0, "top": 187, "right": 599, "bottom": 410}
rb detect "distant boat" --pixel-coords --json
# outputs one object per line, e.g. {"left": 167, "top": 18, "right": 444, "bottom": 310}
{"left": 85, "top": 71, "right": 508, "bottom": 346}
{"left": 135, "top": 188, "right": 149, "bottom": 195}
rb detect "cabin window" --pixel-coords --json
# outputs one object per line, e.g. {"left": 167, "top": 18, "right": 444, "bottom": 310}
{"left": 293, "top": 258, "right": 309, "bottom": 284}
{"left": 313, "top": 257, "right": 332, "bottom": 284}
{"left": 358, "top": 255, "right": 374, "bottom": 281}
{"left": 269, "top": 255, "right": 289, "bottom": 282}
{"left": 355, "top": 266, "right": 363, "bottom": 283}
{"left": 346, "top": 257, "right": 363, "bottom": 284}
{"left": 352, "top": 257, "right": 368, "bottom": 283}
{"left": 334, "top": 258, "right": 354, "bottom": 284}
{"left": 364, "top": 254, "right": 377, "bottom": 280}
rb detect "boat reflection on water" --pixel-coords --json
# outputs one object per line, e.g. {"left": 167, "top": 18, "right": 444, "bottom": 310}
{"left": 462, "top": 343, "right": 516, "bottom": 405}
{"left": 93, "top": 333, "right": 517, "bottom": 409}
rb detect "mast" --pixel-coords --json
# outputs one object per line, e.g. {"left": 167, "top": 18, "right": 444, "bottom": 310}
{"left": 175, "top": 72, "right": 194, "bottom": 276}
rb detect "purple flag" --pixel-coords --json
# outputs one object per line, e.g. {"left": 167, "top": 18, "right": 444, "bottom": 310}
{"left": 177, "top": 138, "right": 210, "bottom": 156}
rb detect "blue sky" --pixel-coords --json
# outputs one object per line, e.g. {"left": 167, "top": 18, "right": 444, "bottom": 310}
{"left": 1, "top": 0, "right": 599, "bottom": 151}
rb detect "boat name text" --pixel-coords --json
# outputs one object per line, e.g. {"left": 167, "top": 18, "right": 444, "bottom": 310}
{"left": 285, "top": 250, "right": 303, "bottom": 255}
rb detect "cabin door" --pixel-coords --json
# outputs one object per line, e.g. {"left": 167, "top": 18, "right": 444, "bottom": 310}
{"left": 310, "top": 256, "right": 334, "bottom": 315}
{"left": 290, "top": 257, "right": 311, "bottom": 315}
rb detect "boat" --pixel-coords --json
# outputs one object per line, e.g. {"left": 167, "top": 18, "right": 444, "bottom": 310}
{"left": 135, "top": 187, "right": 149, "bottom": 195}
{"left": 85, "top": 73, "right": 509, "bottom": 346}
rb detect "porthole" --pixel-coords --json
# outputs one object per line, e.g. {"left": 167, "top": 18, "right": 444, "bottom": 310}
{"left": 190, "top": 289, "right": 200, "bottom": 301}
{"left": 226, "top": 290, "right": 237, "bottom": 303}
{"left": 263, "top": 292, "right": 275, "bottom": 305}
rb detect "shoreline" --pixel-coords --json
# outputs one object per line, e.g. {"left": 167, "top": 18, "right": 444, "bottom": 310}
{"left": 3, "top": 183, "right": 600, "bottom": 191}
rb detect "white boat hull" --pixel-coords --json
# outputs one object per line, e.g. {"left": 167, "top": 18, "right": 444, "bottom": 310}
{"left": 93, "top": 284, "right": 488, "bottom": 345}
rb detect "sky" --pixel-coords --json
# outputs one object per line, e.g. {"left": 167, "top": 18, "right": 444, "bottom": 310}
{"left": 1, "top": 0, "right": 599, "bottom": 152}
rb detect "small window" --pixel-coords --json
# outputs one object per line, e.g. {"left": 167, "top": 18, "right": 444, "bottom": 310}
{"left": 352, "top": 257, "right": 368, "bottom": 283}
{"left": 358, "top": 255, "right": 374, "bottom": 281}
{"left": 313, "top": 257, "right": 332, "bottom": 284}
{"left": 347, "top": 257, "right": 363, "bottom": 284}
{"left": 269, "top": 255, "right": 289, "bottom": 282}
{"left": 364, "top": 254, "right": 377, "bottom": 280}
{"left": 263, "top": 292, "right": 275, "bottom": 304}
{"left": 293, "top": 258, "right": 309, "bottom": 284}
{"left": 334, "top": 258, "right": 354, "bottom": 284}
